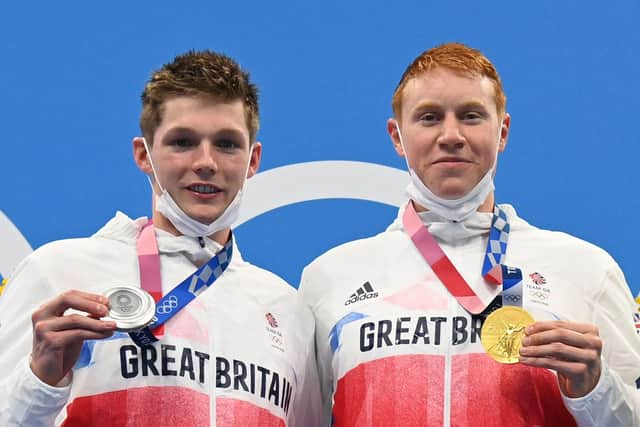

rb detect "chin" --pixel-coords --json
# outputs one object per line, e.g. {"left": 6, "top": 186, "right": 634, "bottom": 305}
{"left": 433, "top": 188, "right": 468, "bottom": 200}
{"left": 188, "top": 212, "right": 221, "bottom": 225}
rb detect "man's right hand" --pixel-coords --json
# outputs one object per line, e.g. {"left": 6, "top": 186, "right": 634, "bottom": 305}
{"left": 30, "top": 290, "right": 116, "bottom": 386}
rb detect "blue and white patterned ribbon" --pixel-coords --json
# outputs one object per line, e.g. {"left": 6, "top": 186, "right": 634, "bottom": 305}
{"left": 129, "top": 239, "right": 233, "bottom": 347}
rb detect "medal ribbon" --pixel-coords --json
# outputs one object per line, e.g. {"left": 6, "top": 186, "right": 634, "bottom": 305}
{"left": 130, "top": 221, "right": 233, "bottom": 346}
{"left": 500, "top": 266, "right": 523, "bottom": 307}
{"left": 483, "top": 206, "right": 524, "bottom": 307}
{"left": 136, "top": 221, "right": 165, "bottom": 337}
{"left": 402, "top": 201, "right": 522, "bottom": 314}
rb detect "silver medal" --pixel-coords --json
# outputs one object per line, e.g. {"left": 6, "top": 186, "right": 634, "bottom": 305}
{"left": 103, "top": 286, "right": 156, "bottom": 332}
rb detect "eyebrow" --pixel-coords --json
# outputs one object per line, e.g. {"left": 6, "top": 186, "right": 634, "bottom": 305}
{"left": 411, "top": 100, "right": 489, "bottom": 112}
{"left": 411, "top": 101, "right": 441, "bottom": 112}
{"left": 162, "top": 126, "right": 247, "bottom": 141}
{"left": 162, "top": 126, "right": 194, "bottom": 135}
{"left": 457, "top": 101, "right": 489, "bottom": 111}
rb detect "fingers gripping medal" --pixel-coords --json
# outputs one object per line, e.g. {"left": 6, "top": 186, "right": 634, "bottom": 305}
{"left": 103, "top": 286, "right": 156, "bottom": 332}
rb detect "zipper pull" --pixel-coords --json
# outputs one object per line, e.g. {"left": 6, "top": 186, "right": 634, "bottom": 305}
{"left": 198, "top": 236, "right": 205, "bottom": 248}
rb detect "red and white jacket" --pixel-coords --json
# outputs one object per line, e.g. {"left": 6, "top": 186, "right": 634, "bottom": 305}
{"left": 0, "top": 212, "right": 321, "bottom": 426}
{"left": 299, "top": 204, "right": 640, "bottom": 427}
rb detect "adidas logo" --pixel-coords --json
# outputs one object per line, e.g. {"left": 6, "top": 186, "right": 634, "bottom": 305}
{"left": 344, "top": 281, "right": 379, "bottom": 306}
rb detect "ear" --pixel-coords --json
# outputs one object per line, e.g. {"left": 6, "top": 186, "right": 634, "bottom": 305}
{"left": 498, "top": 113, "right": 511, "bottom": 153}
{"left": 132, "top": 137, "right": 153, "bottom": 175}
{"left": 246, "top": 142, "right": 262, "bottom": 179}
{"left": 387, "top": 118, "right": 405, "bottom": 157}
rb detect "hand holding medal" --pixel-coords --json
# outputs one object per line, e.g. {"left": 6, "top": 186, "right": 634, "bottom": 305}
{"left": 403, "top": 200, "right": 603, "bottom": 397}
{"left": 518, "top": 320, "right": 603, "bottom": 398}
{"left": 478, "top": 260, "right": 603, "bottom": 398}
{"left": 480, "top": 265, "right": 602, "bottom": 398}
{"left": 29, "top": 290, "right": 117, "bottom": 386}
{"left": 479, "top": 260, "right": 603, "bottom": 398}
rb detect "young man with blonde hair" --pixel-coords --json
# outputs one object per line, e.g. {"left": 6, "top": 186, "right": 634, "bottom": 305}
{"left": 0, "top": 50, "right": 321, "bottom": 426}
{"left": 300, "top": 42, "right": 640, "bottom": 426}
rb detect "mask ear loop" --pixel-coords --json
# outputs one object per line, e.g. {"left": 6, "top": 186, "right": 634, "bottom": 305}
{"left": 142, "top": 137, "right": 166, "bottom": 195}
{"left": 240, "top": 143, "right": 256, "bottom": 189}
{"left": 395, "top": 122, "right": 413, "bottom": 173}
{"left": 491, "top": 120, "right": 505, "bottom": 179}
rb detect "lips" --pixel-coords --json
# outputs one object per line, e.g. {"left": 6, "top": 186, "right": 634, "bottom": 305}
{"left": 186, "top": 184, "right": 220, "bottom": 194}
{"left": 433, "top": 157, "right": 470, "bottom": 164}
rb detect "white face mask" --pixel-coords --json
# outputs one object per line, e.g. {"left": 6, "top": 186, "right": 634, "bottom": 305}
{"left": 143, "top": 138, "right": 253, "bottom": 237}
{"left": 396, "top": 122, "right": 500, "bottom": 222}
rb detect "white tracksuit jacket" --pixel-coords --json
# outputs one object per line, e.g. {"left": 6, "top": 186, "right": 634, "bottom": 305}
{"left": 299, "top": 203, "right": 640, "bottom": 427}
{"left": 0, "top": 212, "right": 322, "bottom": 427}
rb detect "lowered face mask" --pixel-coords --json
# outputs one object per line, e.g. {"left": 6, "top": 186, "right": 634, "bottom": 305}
{"left": 396, "top": 123, "right": 499, "bottom": 222}
{"left": 142, "top": 138, "right": 253, "bottom": 237}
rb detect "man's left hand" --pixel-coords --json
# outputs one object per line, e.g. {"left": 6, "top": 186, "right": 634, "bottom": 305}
{"left": 519, "top": 321, "right": 602, "bottom": 398}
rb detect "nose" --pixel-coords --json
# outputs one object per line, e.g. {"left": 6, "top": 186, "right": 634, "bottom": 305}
{"left": 192, "top": 141, "right": 218, "bottom": 175}
{"left": 437, "top": 114, "right": 465, "bottom": 150}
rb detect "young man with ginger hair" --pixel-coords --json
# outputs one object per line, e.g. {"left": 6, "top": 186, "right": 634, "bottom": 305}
{"left": 0, "top": 50, "right": 321, "bottom": 426}
{"left": 299, "top": 42, "right": 640, "bottom": 426}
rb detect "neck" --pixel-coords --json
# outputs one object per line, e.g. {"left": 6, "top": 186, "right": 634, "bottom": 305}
{"left": 414, "top": 192, "right": 495, "bottom": 215}
{"left": 152, "top": 210, "right": 231, "bottom": 246}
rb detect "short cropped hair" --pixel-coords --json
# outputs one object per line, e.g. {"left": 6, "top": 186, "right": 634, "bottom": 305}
{"left": 140, "top": 50, "right": 259, "bottom": 144}
{"left": 392, "top": 42, "right": 506, "bottom": 118}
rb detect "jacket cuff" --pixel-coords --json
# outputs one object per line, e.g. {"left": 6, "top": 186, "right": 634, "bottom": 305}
{"left": 561, "top": 359, "right": 611, "bottom": 425}
{"left": 7, "top": 357, "right": 70, "bottom": 425}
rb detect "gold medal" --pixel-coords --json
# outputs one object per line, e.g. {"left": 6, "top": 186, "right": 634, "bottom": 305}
{"left": 481, "top": 306, "right": 534, "bottom": 364}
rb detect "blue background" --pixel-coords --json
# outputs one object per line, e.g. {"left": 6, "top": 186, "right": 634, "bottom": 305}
{"left": 1, "top": 1, "right": 638, "bottom": 294}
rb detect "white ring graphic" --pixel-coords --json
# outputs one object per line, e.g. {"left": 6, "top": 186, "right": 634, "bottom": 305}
{"left": 235, "top": 161, "right": 408, "bottom": 226}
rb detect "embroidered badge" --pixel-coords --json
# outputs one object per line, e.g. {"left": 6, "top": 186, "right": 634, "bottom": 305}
{"left": 525, "top": 271, "right": 551, "bottom": 307}
{"left": 265, "top": 312, "right": 279, "bottom": 328}
{"left": 529, "top": 272, "right": 547, "bottom": 285}
{"left": 265, "top": 312, "right": 285, "bottom": 352}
